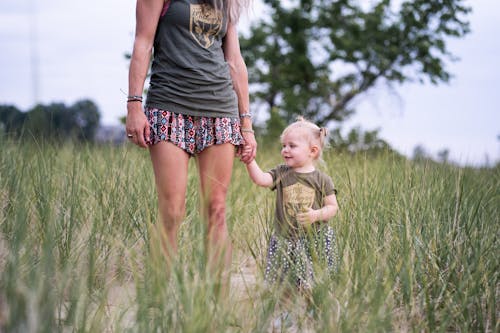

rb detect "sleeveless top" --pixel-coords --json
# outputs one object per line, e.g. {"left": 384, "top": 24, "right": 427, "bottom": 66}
{"left": 145, "top": 0, "right": 239, "bottom": 118}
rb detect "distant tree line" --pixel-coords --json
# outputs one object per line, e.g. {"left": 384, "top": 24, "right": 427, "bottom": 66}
{"left": 0, "top": 99, "right": 101, "bottom": 142}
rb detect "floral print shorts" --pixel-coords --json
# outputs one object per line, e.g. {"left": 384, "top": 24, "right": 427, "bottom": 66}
{"left": 145, "top": 107, "right": 244, "bottom": 155}
{"left": 264, "top": 225, "right": 338, "bottom": 289}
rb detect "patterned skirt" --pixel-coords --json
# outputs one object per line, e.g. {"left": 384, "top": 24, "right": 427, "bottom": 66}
{"left": 145, "top": 107, "right": 244, "bottom": 155}
{"left": 264, "top": 225, "right": 338, "bottom": 289}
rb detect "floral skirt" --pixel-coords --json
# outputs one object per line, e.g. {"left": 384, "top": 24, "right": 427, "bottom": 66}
{"left": 145, "top": 107, "right": 244, "bottom": 155}
{"left": 264, "top": 225, "right": 338, "bottom": 289}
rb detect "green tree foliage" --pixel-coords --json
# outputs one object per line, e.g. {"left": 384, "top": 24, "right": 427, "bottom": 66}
{"left": 240, "top": 0, "right": 471, "bottom": 126}
{"left": 0, "top": 99, "right": 101, "bottom": 142}
{"left": 329, "top": 126, "right": 390, "bottom": 153}
{"left": 0, "top": 105, "right": 26, "bottom": 137}
{"left": 70, "top": 100, "right": 101, "bottom": 141}
{"left": 261, "top": 106, "right": 287, "bottom": 142}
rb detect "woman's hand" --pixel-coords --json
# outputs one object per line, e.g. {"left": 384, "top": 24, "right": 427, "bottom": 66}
{"left": 125, "top": 103, "right": 151, "bottom": 148}
{"left": 239, "top": 131, "right": 257, "bottom": 164}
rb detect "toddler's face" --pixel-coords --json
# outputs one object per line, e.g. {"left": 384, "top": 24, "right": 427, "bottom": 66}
{"left": 280, "top": 129, "right": 314, "bottom": 169}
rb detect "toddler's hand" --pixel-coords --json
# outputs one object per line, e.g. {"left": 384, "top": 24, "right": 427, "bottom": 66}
{"left": 237, "top": 144, "right": 255, "bottom": 164}
{"left": 297, "top": 208, "right": 317, "bottom": 226}
{"left": 238, "top": 131, "right": 257, "bottom": 164}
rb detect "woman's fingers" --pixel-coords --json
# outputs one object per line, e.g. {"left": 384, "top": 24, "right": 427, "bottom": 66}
{"left": 126, "top": 111, "right": 150, "bottom": 148}
{"left": 136, "top": 130, "right": 148, "bottom": 148}
{"left": 240, "top": 132, "right": 257, "bottom": 163}
{"left": 240, "top": 144, "right": 253, "bottom": 163}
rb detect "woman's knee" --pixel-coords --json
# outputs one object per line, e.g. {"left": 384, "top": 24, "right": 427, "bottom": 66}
{"left": 206, "top": 199, "right": 227, "bottom": 227}
{"left": 159, "top": 200, "right": 186, "bottom": 227}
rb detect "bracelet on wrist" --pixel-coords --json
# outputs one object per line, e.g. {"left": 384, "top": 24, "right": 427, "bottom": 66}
{"left": 241, "top": 128, "right": 254, "bottom": 134}
{"left": 127, "top": 95, "right": 143, "bottom": 103}
{"left": 239, "top": 112, "right": 252, "bottom": 119}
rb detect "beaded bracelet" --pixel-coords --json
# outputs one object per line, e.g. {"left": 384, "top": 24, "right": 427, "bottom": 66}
{"left": 239, "top": 112, "right": 252, "bottom": 119}
{"left": 241, "top": 128, "right": 254, "bottom": 134}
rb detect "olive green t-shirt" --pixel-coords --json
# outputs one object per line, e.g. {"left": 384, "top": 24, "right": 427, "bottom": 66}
{"left": 145, "top": 0, "right": 239, "bottom": 118}
{"left": 269, "top": 165, "right": 337, "bottom": 237}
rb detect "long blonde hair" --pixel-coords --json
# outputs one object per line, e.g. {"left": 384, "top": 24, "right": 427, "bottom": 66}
{"left": 281, "top": 116, "right": 329, "bottom": 161}
{"left": 202, "top": 0, "right": 251, "bottom": 23}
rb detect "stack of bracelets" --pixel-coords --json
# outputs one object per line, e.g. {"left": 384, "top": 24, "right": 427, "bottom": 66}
{"left": 239, "top": 112, "right": 254, "bottom": 133}
{"left": 127, "top": 95, "right": 143, "bottom": 103}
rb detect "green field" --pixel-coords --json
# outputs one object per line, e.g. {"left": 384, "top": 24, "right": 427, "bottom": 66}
{"left": 0, "top": 140, "right": 498, "bottom": 332}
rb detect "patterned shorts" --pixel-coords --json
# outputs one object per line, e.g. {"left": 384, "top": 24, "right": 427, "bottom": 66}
{"left": 264, "top": 225, "right": 338, "bottom": 289}
{"left": 145, "top": 107, "right": 244, "bottom": 155}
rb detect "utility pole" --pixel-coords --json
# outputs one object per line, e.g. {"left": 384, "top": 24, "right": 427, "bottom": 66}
{"left": 29, "top": 0, "right": 40, "bottom": 105}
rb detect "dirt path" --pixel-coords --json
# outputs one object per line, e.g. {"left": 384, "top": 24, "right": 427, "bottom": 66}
{"left": 230, "top": 253, "right": 259, "bottom": 302}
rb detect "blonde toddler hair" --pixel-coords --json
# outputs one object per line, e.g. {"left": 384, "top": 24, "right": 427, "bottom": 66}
{"left": 281, "top": 116, "right": 329, "bottom": 161}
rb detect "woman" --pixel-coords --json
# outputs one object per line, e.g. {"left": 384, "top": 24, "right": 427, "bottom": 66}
{"left": 125, "top": 0, "right": 256, "bottom": 279}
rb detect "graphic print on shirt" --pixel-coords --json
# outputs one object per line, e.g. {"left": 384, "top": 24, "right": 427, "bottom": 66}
{"left": 190, "top": 4, "right": 223, "bottom": 49}
{"left": 282, "top": 182, "right": 315, "bottom": 228}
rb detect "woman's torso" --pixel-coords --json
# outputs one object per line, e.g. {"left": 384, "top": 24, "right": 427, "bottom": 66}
{"left": 146, "top": 0, "right": 238, "bottom": 118}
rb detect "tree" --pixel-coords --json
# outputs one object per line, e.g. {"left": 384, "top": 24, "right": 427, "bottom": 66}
{"left": 0, "top": 100, "right": 101, "bottom": 142}
{"left": 412, "top": 144, "right": 429, "bottom": 161}
{"left": 437, "top": 148, "right": 450, "bottom": 164}
{"left": 329, "top": 126, "right": 389, "bottom": 152}
{"left": 23, "top": 104, "right": 54, "bottom": 139}
{"left": 0, "top": 105, "right": 26, "bottom": 137}
{"left": 240, "top": 0, "right": 471, "bottom": 126}
{"left": 69, "top": 99, "right": 101, "bottom": 141}
{"left": 262, "top": 106, "right": 287, "bottom": 142}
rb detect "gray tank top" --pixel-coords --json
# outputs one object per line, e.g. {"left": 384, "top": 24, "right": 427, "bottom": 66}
{"left": 145, "top": 0, "right": 239, "bottom": 118}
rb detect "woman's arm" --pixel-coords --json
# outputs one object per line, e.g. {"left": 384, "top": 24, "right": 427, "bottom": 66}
{"left": 297, "top": 193, "right": 339, "bottom": 226}
{"left": 223, "top": 22, "right": 257, "bottom": 163}
{"left": 246, "top": 160, "right": 273, "bottom": 187}
{"left": 126, "top": 0, "right": 164, "bottom": 148}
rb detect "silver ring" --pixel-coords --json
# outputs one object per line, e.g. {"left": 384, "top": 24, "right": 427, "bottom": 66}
{"left": 127, "top": 134, "right": 133, "bottom": 138}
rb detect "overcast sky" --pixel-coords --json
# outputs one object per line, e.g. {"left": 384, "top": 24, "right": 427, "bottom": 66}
{"left": 0, "top": 0, "right": 498, "bottom": 166}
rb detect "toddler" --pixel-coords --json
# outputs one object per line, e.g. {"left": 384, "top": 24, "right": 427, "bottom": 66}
{"left": 245, "top": 117, "right": 339, "bottom": 289}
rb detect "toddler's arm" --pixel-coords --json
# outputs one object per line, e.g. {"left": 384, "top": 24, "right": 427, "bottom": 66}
{"left": 297, "top": 193, "right": 339, "bottom": 225}
{"left": 246, "top": 160, "right": 273, "bottom": 187}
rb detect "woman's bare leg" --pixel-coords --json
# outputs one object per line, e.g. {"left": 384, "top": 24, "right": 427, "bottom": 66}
{"left": 149, "top": 141, "right": 190, "bottom": 266}
{"left": 196, "top": 143, "right": 235, "bottom": 282}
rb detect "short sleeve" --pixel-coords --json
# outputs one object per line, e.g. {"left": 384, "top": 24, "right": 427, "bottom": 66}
{"left": 268, "top": 164, "right": 287, "bottom": 191}
{"left": 320, "top": 172, "right": 337, "bottom": 196}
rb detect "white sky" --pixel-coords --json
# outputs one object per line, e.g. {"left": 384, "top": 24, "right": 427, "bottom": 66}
{"left": 0, "top": 0, "right": 498, "bottom": 166}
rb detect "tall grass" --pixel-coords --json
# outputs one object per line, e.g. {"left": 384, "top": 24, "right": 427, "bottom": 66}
{"left": 0, "top": 138, "right": 498, "bottom": 332}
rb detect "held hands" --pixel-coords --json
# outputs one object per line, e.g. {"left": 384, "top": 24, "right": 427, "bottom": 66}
{"left": 125, "top": 103, "right": 151, "bottom": 148}
{"left": 238, "top": 130, "right": 257, "bottom": 164}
